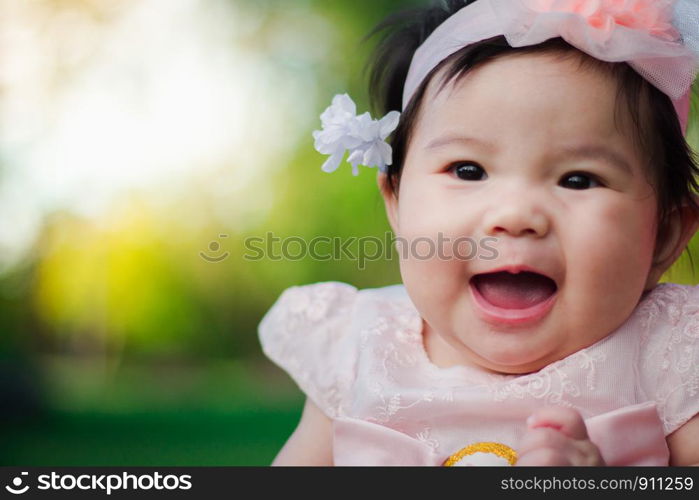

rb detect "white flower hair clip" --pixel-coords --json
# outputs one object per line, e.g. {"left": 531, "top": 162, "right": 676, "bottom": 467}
{"left": 312, "top": 93, "right": 401, "bottom": 176}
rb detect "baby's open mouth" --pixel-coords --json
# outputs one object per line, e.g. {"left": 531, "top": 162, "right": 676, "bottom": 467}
{"left": 471, "top": 271, "right": 558, "bottom": 310}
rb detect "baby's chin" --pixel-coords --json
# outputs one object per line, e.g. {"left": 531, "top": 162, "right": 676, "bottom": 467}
{"left": 485, "top": 363, "right": 547, "bottom": 376}
{"left": 471, "top": 360, "right": 549, "bottom": 376}
{"left": 464, "top": 345, "right": 569, "bottom": 376}
{"left": 482, "top": 326, "right": 629, "bottom": 376}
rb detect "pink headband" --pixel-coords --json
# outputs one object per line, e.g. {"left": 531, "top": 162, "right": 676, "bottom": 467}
{"left": 314, "top": 0, "right": 699, "bottom": 175}
{"left": 404, "top": 0, "right": 698, "bottom": 134}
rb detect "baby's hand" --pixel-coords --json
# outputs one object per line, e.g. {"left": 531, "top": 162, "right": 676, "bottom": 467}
{"left": 516, "top": 407, "right": 606, "bottom": 466}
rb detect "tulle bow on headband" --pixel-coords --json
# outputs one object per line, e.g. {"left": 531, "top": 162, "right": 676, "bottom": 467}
{"left": 313, "top": 0, "right": 699, "bottom": 176}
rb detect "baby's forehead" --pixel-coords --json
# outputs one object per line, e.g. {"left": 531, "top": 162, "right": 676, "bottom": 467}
{"left": 423, "top": 52, "right": 614, "bottom": 113}
{"left": 415, "top": 52, "right": 637, "bottom": 148}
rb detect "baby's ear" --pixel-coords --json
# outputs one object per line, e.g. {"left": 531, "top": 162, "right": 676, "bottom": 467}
{"left": 645, "top": 196, "right": 699, "bottom": 289}
{"left": 377, "top": 172, "right": 399, "bottom": 234}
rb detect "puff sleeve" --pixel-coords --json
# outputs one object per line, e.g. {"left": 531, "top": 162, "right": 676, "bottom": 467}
{"left": 258, "top": 281, "right": 360, "bottom": 419}
{"left": 637, "top": 283, "right": 699, "bottom": 435}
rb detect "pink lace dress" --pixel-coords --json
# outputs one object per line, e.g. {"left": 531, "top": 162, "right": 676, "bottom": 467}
{"left": 258, "top": 281, "right": 699, "bottom": 466}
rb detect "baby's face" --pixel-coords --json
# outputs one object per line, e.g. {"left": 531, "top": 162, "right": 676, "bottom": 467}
{"left": 382, "top": 52, "right": 661, "bottom": 374}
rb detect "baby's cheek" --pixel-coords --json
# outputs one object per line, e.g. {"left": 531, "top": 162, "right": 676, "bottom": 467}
{"left": 397, "top": 195, "right": 446, "bottom": 237}
{"left": 396, "top": 189, "right": 476, "bottom": 256}
{"left": 398, "top": 244, "right": 465, "bottom": 302}
{"left": 394, "top": 194, "right": 470, "bottom": 319}
{"left": 567, "top": 201, "right": 654, "bottom": 330}
{"left": 598, "top": 200, "right": 657, "bottom": 276}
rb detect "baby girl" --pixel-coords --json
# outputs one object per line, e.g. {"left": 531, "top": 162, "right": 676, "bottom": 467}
{"left": 259, "top": 0, "right": 699, "bottom": 466}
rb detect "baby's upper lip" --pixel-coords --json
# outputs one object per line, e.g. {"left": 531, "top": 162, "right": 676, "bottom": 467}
{"left": 471, "top": 264, "right": 561, "bottom": 287}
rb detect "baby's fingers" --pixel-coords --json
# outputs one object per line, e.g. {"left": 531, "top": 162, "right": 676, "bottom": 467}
{"left": 516, "top": 447, "right": 571, "bottom": 466}
{"left": 526, "top": 406, "right": 589, "bottom": 440}
{"left": 518, "top": 407, "right": 606, "bottom": 466}
{"left": 517, "top": 426, "right": 571, "bottom": 465}
{"left": 517, "top": 427, "right": 604, "bottom": 466}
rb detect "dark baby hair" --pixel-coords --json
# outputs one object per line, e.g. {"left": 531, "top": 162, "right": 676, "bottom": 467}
{"left": 363, "top": 0, "right": 699, "bottom": 262}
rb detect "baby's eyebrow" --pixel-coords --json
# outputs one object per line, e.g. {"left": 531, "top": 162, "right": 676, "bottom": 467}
{"left": 425, "top": 135, "right": 497, "bottom": 152}
{"left": 553, "top": 144, "right": 633, "bottom": 175}
{"left": 425, "top": 135, "right": 632, "bottom": 175}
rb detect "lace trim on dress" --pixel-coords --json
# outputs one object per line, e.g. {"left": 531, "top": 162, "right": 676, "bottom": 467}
{"left": 362, "top": 283, "right": 698, "bottom": 431}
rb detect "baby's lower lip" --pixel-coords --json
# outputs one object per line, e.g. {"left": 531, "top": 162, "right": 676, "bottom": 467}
{"left": 468, "top": 279, "right": 558, "bottom": 327}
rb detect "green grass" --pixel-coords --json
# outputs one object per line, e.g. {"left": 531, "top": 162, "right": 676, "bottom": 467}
{"left": 2, "top": 356, "right": 304, "bottom": 465}
{"left": 3, "top": 406, "right": 301, "bottom": 465}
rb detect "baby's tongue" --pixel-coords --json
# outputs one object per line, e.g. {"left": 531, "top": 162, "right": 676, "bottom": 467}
{"left": 473, "top": 271, "right": 557, "bottom": 309}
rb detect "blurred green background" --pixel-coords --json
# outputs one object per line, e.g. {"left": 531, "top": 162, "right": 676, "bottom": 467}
{"left": 1, "top": 0, "right": 698, "bottom": 466}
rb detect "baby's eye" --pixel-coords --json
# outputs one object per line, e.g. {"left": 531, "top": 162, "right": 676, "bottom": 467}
{"left": 449, "top": 162, "right": 487, "bottom": 181}
{"left": 559, "top": 172, "right": 603, "bottom": 190}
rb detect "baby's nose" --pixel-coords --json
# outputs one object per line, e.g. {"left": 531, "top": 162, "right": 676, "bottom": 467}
{"left": 482, "top": 195, "right": 550, "bottom": 238}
